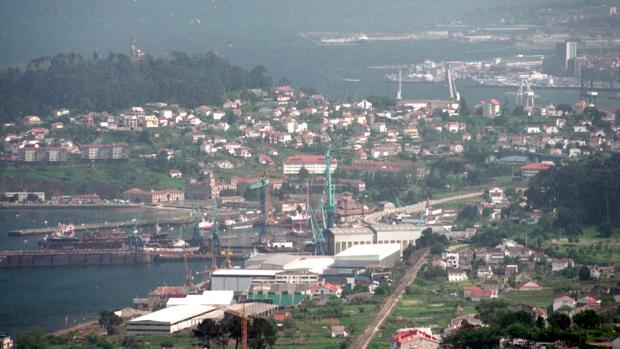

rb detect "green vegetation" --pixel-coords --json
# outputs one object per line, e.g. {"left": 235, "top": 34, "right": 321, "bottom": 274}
{"left": 0, "top": 52, "right": 272, "bottom": 122}
{"left": 0, "top": 162, "right": 184, "bottom": 198}
{"left": 527, "top": 153, "right": 620, "bottom": 229}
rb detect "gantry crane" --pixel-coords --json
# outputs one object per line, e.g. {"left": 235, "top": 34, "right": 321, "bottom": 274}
{"left": 128, "top": 212, "right": 144, "bottom": 252}
{"left": 249, "top": 174, "right": 271, "bottom": 244}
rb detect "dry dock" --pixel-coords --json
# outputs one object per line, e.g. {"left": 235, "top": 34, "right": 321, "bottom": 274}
{"left": 0, "top": 250, "right": 154, "bottom": 267}
{"left": 8, "top": 217, "right": 193, "bottom": 236}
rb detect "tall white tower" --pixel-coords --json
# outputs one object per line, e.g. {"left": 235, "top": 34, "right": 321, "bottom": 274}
{"left": 396, "top": 67, "right": 403, "bottom": 101}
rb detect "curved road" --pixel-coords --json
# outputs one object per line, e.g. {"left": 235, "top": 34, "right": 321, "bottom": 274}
{"left": 364, "top": 191, "right": 484, "bottom": 224}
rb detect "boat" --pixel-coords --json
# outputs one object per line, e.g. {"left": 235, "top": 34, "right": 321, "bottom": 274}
{"left": 38, "top": 224, "right": 129, "bottom": 250}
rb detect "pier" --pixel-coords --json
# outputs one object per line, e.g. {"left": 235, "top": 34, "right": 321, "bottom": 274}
{"left": 0, "top": 249, "right": 154, "bottom": 267}
{"left": 8, "top": 217, "right": 194, "bottom": 236}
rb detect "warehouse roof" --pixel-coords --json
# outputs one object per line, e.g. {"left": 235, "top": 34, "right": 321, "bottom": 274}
{"left": 166, "top": 290, "right": 234, "bottom": 307}
{"left": 129, "top": 305, "right": 214, "bottom": 325}
{"left": 335, "top": 244, "right": 401, "bottom": 259}
{"left": 285, "top": 257, "right": 335, "bottom": 274}
{"left": 328, "top": 227, "right": 374, "bottom": 235}
{"left": 211, "top": 269, "right": 280, "bottom": 277}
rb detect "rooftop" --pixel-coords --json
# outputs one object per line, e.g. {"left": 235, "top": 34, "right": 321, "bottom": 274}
{"left": 335, "top": 244, "right": 401, "bottom": 259}
{"left": 129, "top": 304, "right": 214, "bottom": 325}
{"left": 211, "top": 269, "right": 281, "bottom": 277}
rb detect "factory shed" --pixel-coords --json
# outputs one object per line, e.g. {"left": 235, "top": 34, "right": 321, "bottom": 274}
{"left": 211, "top": 269, "right": 280, "bottom": 292}
{"left": 166, "top": 290, "right": 234, "bottom": 307}
{"left": 334, "top": 244, "right": 401, "bottom": 268}
{"left": 126, "top": 304, "right": 215, "bottom": 334}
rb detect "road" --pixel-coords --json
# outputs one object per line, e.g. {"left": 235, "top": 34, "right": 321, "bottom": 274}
{"left": 364, "top": 191, "right": 484, "bottom": 224}
{"left": 347, "top": 190, "right": 484, "bottom": 349}
{"left": 348, "top": 248, "right": 429, "bottom": 349}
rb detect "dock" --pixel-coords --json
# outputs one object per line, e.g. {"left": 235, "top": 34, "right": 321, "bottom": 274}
{"left": 0, "top": 249, "right": 249, "bottom": 268}
{"left": 0, "top": 249, "right": 154, "bottom": 267}
{"left": 8, "top": 217, "right": 194, "bottom": 236}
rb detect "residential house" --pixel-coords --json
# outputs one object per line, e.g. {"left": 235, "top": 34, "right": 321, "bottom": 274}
{"left": 390, "top": 328, "right": 439, "bottom": 349}
{"left": 447, "top": 268, "right": 468, "bottom": 283}
{"left": 552, "top": 296, "right": 576, "bottom": 312}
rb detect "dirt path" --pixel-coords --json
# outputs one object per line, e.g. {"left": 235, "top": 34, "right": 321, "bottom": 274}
{"left": 348, "top": 248, "right": 429, "bottom": 349}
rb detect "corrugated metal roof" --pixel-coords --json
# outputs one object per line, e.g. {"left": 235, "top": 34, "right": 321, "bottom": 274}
{"left": 212, "top": 269, "right": 280, "bottom": 277}
{"left": 335, "top": 244, "right": 401, "bottom": 259}
{"left": 129, "top": 304, "right": 214, "bottom": 325}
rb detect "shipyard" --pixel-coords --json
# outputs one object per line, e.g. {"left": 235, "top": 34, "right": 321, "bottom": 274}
{"left": 3, "top": 0, "right": 620, "bottom": 348}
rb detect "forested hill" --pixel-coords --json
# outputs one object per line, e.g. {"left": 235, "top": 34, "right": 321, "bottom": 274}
{"left": 527, "top": 153, "right": 620, "bottom": 229}
{"left": 0, "top": 52, "right": 272, "bottom": 122}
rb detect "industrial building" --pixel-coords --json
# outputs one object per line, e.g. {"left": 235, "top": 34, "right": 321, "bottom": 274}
{"left": 127, "top": 304, "right": 216, "bottom": 334}
{"left": 326, "top": 224, "right": 423, "bottom": 255}
{"left": 166, "top": 290, "right": 234, "bottom": 307}
{"left": 333, "top": 244, "right": 401, "bottom": 268}
{"left": 246, "top": 253, "right": 335, "bottom": 275}
{"left": 210, "top": 269, "right": 280, "bottom": 292}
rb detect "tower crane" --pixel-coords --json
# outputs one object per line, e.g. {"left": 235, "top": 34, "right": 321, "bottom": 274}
{"left": 324, "top": 148, "right": 336, "bottom": 230}
{"left": 226, "top": 303, "right": 252, "bottom": 349}
{"left": 308, "top": 205, "right": 325, "bottom": 255}
{"left": 249, "top": 174, "right": 271, "bottom": 244}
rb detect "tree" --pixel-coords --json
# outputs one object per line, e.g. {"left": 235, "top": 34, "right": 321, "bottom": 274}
{"left": 476, "top": 299, "right": 511, "bottom": 325}
{"left": 248, "top": 318, "right": 278, "bottom": 349}
{"left": 578, "top": 266, "right": 590, "bottom": 281}
{"left": 221, "top": 316, "right": 242, "bottom": 349}
{"left": 15, "top": 328, "right": 48, "bottom": 349}
{"left": 98, "top": 310, "right": 122, "bottom": 335}
{"left": 193, "top": 319, "right": 221, "bottom": 348}
{"left": 459, "top": 97, "right": 470, "bottom": 116}
{"left": 573, "top": 309, "right": 601, "bottom": 329}
{"left": 548, "top": 312, "right": 571, "bottom": 330}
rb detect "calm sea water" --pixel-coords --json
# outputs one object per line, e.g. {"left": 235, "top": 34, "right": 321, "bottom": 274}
{"left": 1, "top": 0, "right": 613, "bottom": 105}
{"left": 0, "top": 208, "right": 254, "bottom": 335}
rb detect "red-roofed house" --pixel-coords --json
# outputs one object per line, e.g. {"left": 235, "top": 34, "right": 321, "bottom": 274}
{"left": 310, "top": 282, "right": 342, "bottom": 298}
{"left": 147, "top": 286, "right": 187, "bottom": 309}
{"left": 463, "top": 286, "right": 497, "bottom": 302}
{"left": 390, "top": 328, "right": 439, "bottom": 349}
{"left": 520, "top": 162, "right": 554, "bottom": 178}
{"left": 283, "top": 155, "right": 337, "bottom": 175}
{"left": 481, "top": 99, "right": 501, "bottom": 117}
{"left": 519, "top": 281, "right": 543, "bottom": 291}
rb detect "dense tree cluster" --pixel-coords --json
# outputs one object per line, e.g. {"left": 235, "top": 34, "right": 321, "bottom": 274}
{"left": 527, "top": 154, "right": 620, "bottom": 229}
{"left": 444, "top": 299, "right": 612, "bottom": 348}
{"left": 0, "top": 52, "right": 272, "bottom": 122}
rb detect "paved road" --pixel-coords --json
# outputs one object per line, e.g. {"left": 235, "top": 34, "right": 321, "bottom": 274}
{"left": 348, "top": 191, "right": 484, "bottom": 349}
{"left": 364, "top": 191, "right": 484, "bottom": 224}
{"left": 348, "top": 248, "right": 429, "bottom": 349}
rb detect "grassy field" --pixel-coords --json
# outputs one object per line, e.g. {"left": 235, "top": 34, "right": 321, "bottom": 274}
{"left": 0, "top": 162, "right": 184, "bottom": 198}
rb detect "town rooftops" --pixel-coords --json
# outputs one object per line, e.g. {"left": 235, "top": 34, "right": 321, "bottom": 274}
{"left": 148, "top": 286, "right": 186, "bottom": 297}
{"left": 81, "top": 142, "right": 129, "bottom": 148}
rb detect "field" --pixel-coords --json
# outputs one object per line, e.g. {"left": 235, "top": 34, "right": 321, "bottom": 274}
{"left": 0, "top": 162, "right": 184, "bottom": 198}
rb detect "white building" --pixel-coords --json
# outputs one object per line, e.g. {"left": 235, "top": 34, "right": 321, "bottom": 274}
{"left": 166, "top": 290, "right": 234, "bottom": 307}
{"left": 127, "top": 305, "right": 215, "bottom": 334}
{"left": 334, "top": 244, "right": 401, "bottom": 268}
{"left": 447, "top": 268, "right": 468, "bottom": 283}
{"left": 282, "top": 155, "right": 337, "bottom": 175}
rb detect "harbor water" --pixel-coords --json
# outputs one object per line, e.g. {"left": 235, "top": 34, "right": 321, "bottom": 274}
{"left": 0, "top": 208, "right": 253, "bottom": 335}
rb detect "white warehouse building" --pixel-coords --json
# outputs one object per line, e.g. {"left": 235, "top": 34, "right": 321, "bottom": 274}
{"left": 326, "top": 224, "right": 424, "bottom": 255}
{"left": 127, "top": 305, "right": 215, "bottom": 334}
{"left": 334, "top": 244, "right": 401, "bottom": 268}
